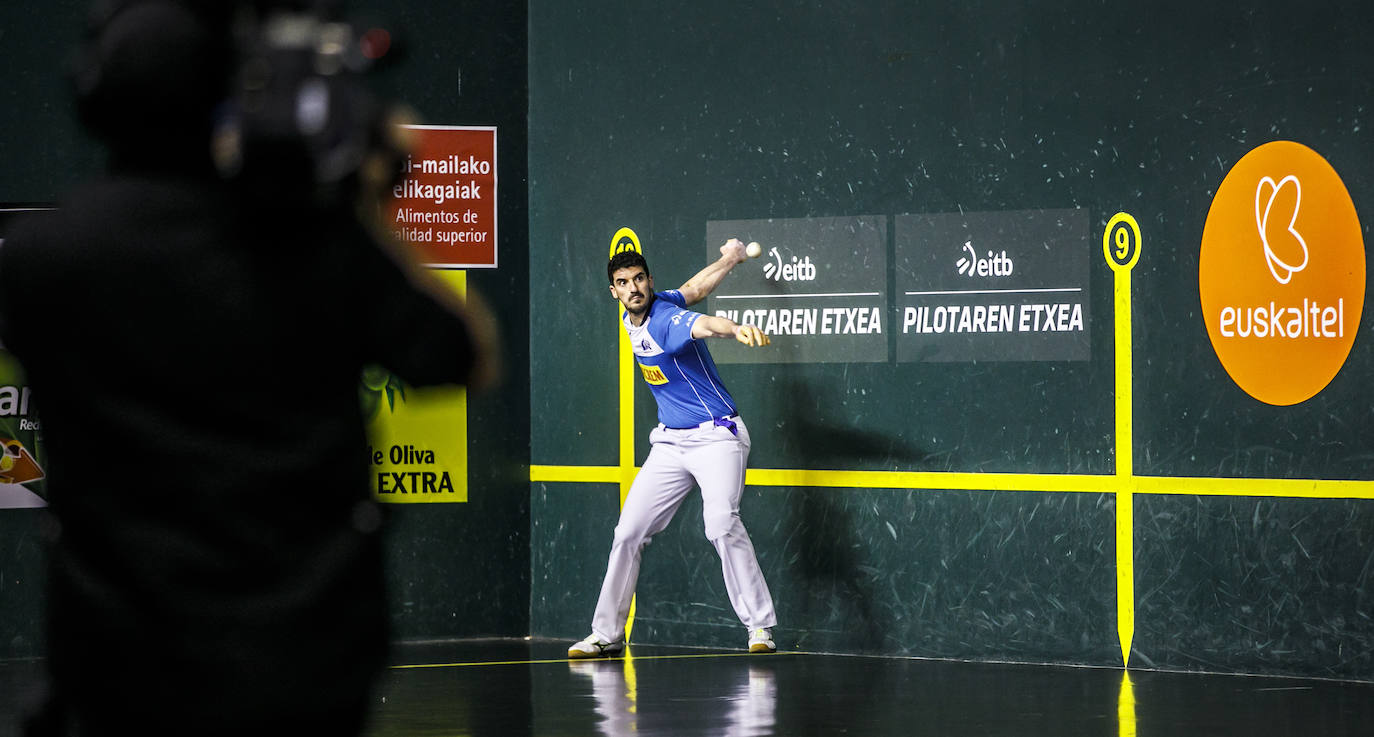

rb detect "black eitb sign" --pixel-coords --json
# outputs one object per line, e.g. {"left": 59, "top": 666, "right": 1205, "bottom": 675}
{"left": 706, "top": 216, "right": 889, "bottom": 364}
{"left": 894, "top": 208, "right": 1091, "bottom": 363}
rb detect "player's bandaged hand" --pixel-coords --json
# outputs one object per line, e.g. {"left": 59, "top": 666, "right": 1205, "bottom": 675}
{"left": 734, "top": 325, "right": 770, "bottom": 347}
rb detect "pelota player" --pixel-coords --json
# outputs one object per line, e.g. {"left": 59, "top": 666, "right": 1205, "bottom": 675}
{"left": 569, "top": 239, "right": 778, "bottom": 658}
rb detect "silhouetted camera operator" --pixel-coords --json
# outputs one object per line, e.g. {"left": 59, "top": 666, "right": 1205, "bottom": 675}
{"left": 0, "top": 2, "right": 499, "bottom": 734}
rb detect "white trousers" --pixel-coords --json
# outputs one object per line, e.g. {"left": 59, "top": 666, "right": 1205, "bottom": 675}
{"left": 591, "top": 417, "right": 777, "bottom": 642}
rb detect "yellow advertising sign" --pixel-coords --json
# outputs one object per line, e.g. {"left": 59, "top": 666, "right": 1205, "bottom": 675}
{"left": 0, "top": 349, "right": 46, "bottom": 509}
{"left": 364, "top": 270, "right": 469, "bottom": 503}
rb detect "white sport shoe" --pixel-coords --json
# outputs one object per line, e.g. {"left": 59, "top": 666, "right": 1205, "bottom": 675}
{"left": 567, "top": 634, "right": 625, "bottom": 659}
{"left": 748, "top": 627, "right": 776, "bottom": 653}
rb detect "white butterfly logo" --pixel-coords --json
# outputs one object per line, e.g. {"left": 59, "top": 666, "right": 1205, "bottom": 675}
{"left": 1255, "top": 174, "right": 1309, "bottom": 285}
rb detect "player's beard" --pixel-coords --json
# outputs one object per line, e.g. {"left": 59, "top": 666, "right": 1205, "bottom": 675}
{"left": 622, "top": 292, "right": 651, "bottom": 319}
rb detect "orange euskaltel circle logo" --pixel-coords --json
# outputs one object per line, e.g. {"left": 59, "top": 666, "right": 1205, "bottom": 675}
{"left": 1200, "top": 141, "right": 1365, "bottom": 406}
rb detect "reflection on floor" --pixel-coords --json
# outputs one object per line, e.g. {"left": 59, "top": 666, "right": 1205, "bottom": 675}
{"left": 3, "top": 639, "right": 1372, "bottom": 736}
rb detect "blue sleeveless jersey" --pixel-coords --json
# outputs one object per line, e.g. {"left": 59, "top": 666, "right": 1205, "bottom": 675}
{"left": 623, "top": 290, "right": 738, "bottom": 428}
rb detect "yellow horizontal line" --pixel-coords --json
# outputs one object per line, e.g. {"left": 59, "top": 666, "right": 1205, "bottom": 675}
{"left": 530, "top": 464, "right": 620, "bottom": 483}
{"left": 746, "top": 468, "right": 1109, "bottom": 492}
{"left": 531, "top": 465, "right": 1106, "bottom": 492}
{"left": 531, "top": 465, "right": 1374, "bottom": 500}
{"left": 1133, "top": 475, "right": 1374, "bottom": 500}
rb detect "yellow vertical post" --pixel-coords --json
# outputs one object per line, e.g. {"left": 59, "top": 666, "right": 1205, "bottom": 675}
{"left": 618, "top": 303, "right": 636, "bottom": 506}
{"left": 1105, "top": 213, "right": 1142, "bottom": 669}
{"left": 1114, "top": 265, "right": 1135, "bottom": 667}
{"left": 618, "top": 301, "right": 638, "bottom": 642}
{"left": 610, "top": 228, "right": 644, "bottom": 644}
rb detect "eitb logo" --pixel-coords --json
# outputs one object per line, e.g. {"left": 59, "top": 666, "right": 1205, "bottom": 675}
{"left": 955, "top": 240, "right": 1014, "bottom": 277}
{"left": 1199, "top": 141, "right": 1365, "bottom": 406}
{"left": 762, "top": 245, "right": 817, "bottom": 282}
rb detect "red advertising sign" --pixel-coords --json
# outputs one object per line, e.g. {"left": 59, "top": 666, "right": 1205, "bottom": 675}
{"left": 388, "top": 125, "right": 498, "bottom": 269}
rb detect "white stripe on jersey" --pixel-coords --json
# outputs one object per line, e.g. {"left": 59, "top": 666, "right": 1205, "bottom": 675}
{"left": 691, "top": 340, "right": 733, "bottom": 408}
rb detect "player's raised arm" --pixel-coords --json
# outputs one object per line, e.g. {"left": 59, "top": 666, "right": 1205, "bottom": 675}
{"left": 690, "top": 314, "right": 771, "bottom": 347}
{"left": 677, "top": 238, "right": 749, "bottom": 306}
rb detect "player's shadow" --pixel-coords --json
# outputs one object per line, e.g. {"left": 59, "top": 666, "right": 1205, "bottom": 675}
{"left": 786, "top": 487, "right": 884, "bottom": 651}
{"left": 768, "top": 375, "right": 930, "bottom": 468}
{"left": 769, "top": 378, "right": 930, "bottom": 652}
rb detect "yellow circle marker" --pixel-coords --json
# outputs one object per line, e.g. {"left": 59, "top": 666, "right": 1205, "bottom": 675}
{"left": 609, "top": 227, "right": 642, "bottom": 259}
{"left": 1103, "top": 213, "right": 1141, "bottom": 272}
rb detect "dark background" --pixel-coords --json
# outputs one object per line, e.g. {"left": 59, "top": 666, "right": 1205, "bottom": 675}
{"left": 0, "top": 1, "right": 531, "bottom": 656}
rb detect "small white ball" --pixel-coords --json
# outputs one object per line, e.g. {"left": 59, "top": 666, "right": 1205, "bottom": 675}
{"left": 745, "top": 241, "right": 762, "bottom": 258}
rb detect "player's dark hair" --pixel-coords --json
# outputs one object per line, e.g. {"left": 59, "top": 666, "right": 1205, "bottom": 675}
{"left": 608, "top": 250, "right": 649, "bottom": 283}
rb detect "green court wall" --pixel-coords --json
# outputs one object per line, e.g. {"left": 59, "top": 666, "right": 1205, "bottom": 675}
{"left": 528, "top": 1, "right": 1374, "bottom": 679}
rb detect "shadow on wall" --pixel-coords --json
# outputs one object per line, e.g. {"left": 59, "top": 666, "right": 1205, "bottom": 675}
{"left": 771, "top": 378, "right": 932, "bottom": 653}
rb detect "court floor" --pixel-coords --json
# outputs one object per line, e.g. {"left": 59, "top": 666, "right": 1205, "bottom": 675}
{"left": 3, "top": 638, "right": 1372, "bottom": 736}
{"left": 364, "top": 638, "right": 1374, "bottom": 736}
